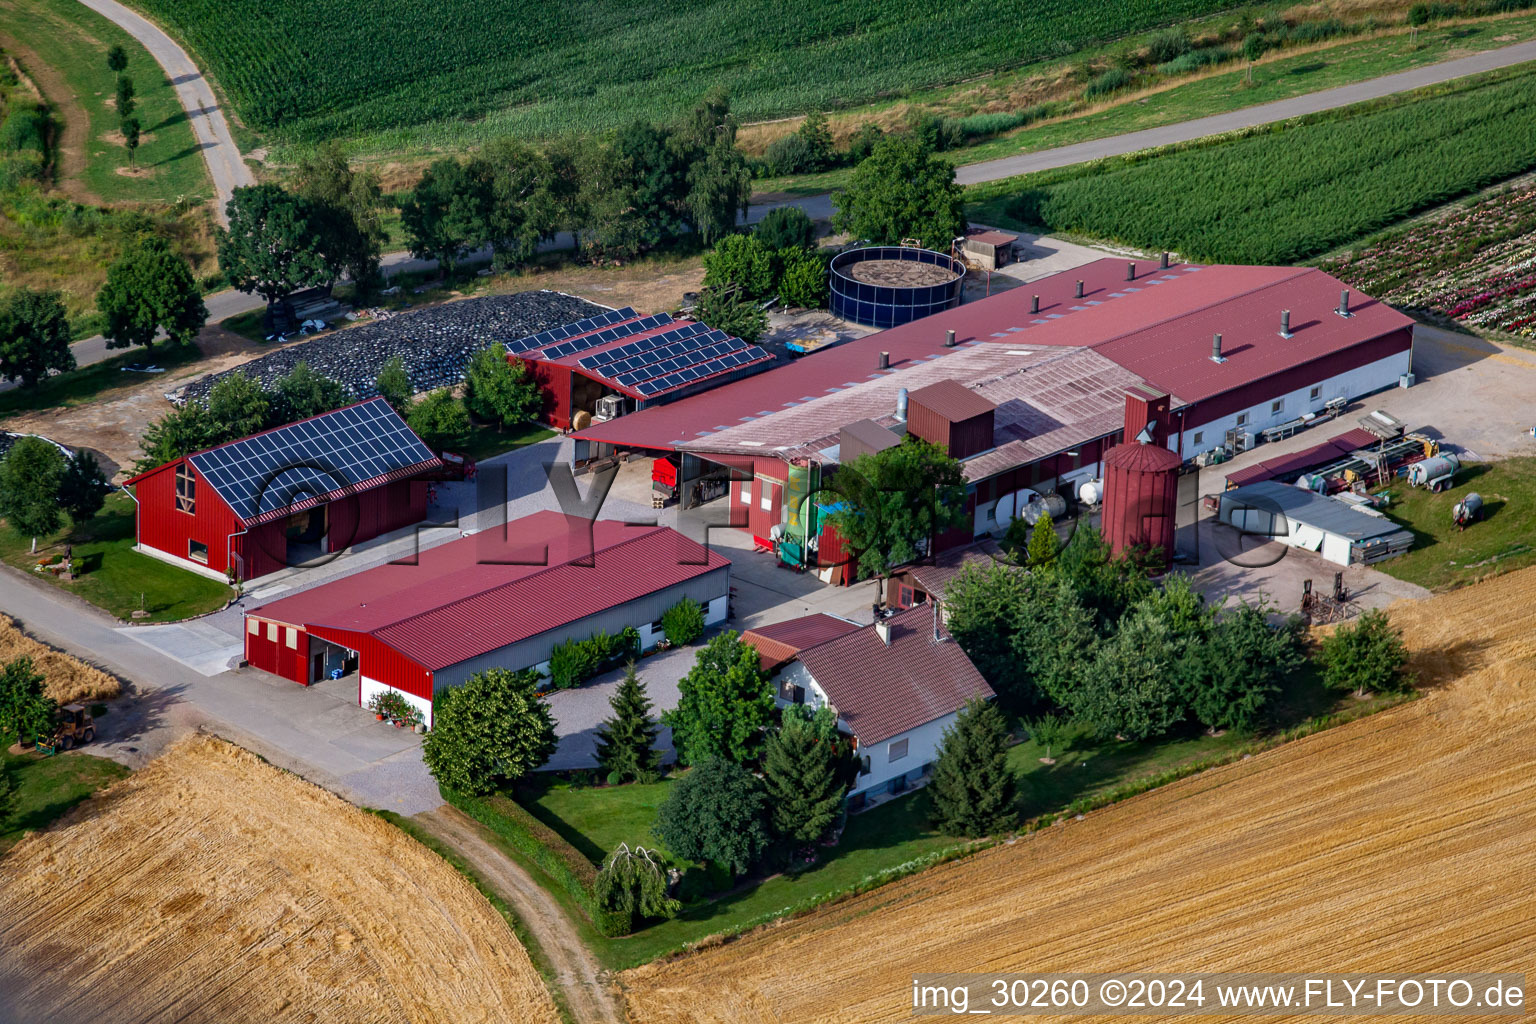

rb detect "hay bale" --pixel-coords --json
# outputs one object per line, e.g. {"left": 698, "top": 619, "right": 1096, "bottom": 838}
{"left": 0, "top": 614, "right": 120, "bottom": 704}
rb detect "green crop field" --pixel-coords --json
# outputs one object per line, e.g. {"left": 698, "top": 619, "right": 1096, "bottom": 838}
{"left": 130, "top": 0, "right": 1245, "bottom": 150}
{"left": 969, "top": 68, "right": 1536, "bottom": 265}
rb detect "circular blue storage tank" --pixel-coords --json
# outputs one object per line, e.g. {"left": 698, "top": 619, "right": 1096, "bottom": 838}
{"left": 828, "top": 246, "right": 966, "bottom": 328}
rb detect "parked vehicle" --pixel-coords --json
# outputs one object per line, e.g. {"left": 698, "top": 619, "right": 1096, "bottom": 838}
{"left": 38, "top": 703, "right": 95, "bottom": 752}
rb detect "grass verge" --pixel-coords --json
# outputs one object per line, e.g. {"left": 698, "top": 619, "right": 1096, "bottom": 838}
{"left": 1370, "top": 459, "right": 1536, "bottom": 591}
{"left": 461, "top": 421, "right": 556, "bottom": 462}
{"left": 374, "top": 809, "right": 576, "bottom": 1024}
{"left": 1, "top": 746, "right": 130, "bottom": 855}
{"left": 0, "top": 344, "right": 203, "bottom": 420}
{"left": 0, "top": 492, "right": 232, "bottom": 622}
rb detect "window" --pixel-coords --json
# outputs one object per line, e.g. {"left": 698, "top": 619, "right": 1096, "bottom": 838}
{"left": 739, "top": 482, "right": 750, "bottom": 503}
{"left": 285, "top": 627, "right": 298, "bottom": 650}
{"left": 859, "top": 755, "right": 871, "bottom": 776}
{"left": 247, "top": 619, "right": 259, "bottom": 635}
{"left": 1192, "top": 431, "right": 1204, "bottom": 446}
{"left": 1235, "top": 412, "right": 1249, "bottom": 427}
{"left": 267, "top": 622, "right": 278, "bottom": 642}
{"left": 985, "top": 505, "right": 996, "bottom": 521}
{"left": 888, "top": 738, "right": 909, "bottom": 762}
{"left": 1271, "top": 399, "right": 1285, "bottom": 415}
{"left": 760, "top": 483, "right": 773, "bottom": 511}
{"left": 175, "top": 463, "right": 196, "bottom": 514}
{"left": 1310, "top": 385, "right": 1322, "bottom": 401}
{"left": 188, "top": 539, "right": 209, "bottom": 564}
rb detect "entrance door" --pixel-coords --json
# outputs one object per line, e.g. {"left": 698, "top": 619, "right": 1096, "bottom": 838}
{"left": 312, "top": 651, "right": 325, "bottom": 683}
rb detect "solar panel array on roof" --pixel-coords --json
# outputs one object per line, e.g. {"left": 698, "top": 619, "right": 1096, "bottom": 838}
{"left": 505, "top": 307, "right": 663, "bottom": 356}
{"left": 188, "top": 398, "right": 436, "bottom": 523}
{"left": 577, "top": 322, "right": 711, "bottom": 371}
{"left": 633, "top": 344, "right": 769, "bottom": 396}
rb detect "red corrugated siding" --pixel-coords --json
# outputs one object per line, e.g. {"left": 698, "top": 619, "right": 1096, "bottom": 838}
{"left": 749, "top": 462, "right": 787, "bottom": 547}
{"left": 309, "top": 625, "right": 435, "bottom": 704}
{"left": 528, "top": 359, "right": 573, "bottom": 428}
{"left": 325, "top": 481, "right": 427, "bottom": 553}
{"left": 243, "top": 616, "right": 311, "bottom": 684}
{"left": 133, "top": 459, "right": 243, "bottom": 576}
{"left": 1102, "top": 444, "right": 1180, "bottom": 568}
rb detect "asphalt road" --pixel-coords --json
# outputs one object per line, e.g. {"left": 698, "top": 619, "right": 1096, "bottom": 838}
{"left": 76, "top": 0, "right": 253, "bottom": 222}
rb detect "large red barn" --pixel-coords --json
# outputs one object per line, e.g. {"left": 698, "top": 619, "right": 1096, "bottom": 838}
{"left": 126, "top": 398, "right": 441, "bottom": 583}
{"left": 244, "top": 510, "right": 732, "bottom": 725}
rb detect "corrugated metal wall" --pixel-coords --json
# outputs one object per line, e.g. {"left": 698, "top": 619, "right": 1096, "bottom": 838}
{"left": 244, "top": 615, "right": 312, "bottom": 683}
{"left": 325, "top": 481, "right": 427, "bottom": 553}
{"left": 528, "top": 360, "right": 574, "bottom": 428}
{"left": 309, "top": 625, "right": 436, "bottom": 703}
{"left": 133, "top": 459, "right": 244, "bottom": 576}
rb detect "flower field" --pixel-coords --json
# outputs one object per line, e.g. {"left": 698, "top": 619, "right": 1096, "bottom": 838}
{"left": 132, "top": 0, "right": 1244, "bottom": 148}
{"left": 1320, "top": 184, "right": 1536, "bottom": 339}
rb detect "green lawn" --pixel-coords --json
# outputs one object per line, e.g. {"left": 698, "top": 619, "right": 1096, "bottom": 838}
{"left": 0, "top": 344, "right": 204, "bottom": 420}
{"left": 0, "top": 492, "right": 232, "bottom": 621}
{"left": 1, "top": 746, "right": 130, "bottom": 854}
{"left": 461, "top": 420, "right": 556, "bottom": 462}
{"left": 1370, "top": 459, "right": 1536, "bottom": 591}
{"left": 0, "top": 0, "right": 211, "bottom": 204}
{"left": 753, "top": 13, "right": 1536, "bottom": 203}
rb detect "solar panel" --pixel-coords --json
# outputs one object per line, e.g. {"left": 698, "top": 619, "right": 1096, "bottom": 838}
{"left": 187, "top": 398, "right": 435, "bottom": 523}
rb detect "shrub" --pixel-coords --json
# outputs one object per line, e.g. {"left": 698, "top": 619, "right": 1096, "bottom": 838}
{"left": 846, "top": 123, "right": 885, "bottom": 164}
{"left": 0, "top": 109, "right": 50, "bottom": 156}
{"left": 660, "top": 596, "right": 705, "bottom": 646}
{"left": 546, "top": 626, "right": 641, "bottom": 690}
{"left": 1146, "top": 28, "right": 1191, "bottom": 65}
{"left": 702, "top": 233, "right": 777, "bottom": 299}
{"left": 653, "top": 757, "right": 770, "bottom": 880}
{"left": 909, "top": 112, "right": 964, "bottom": 152}
{"left": 1084, "top": 66, "right": 1134, "bottom": 98}
{"left": 1317, "top": 608, "right": 1412, "bottom": 696}
{"left": 1286, "top": 18, "right": 1347, "bottom": 44}
{"left": 595, "top": 843, "right": 679, "bottom": 931}
{"left": 755, "top": 206, "right": 817, "bottom": 252}
{"left": 765, "top": 133, "right": 814, "bottom": 176}
{"left": 1157, "top": 49, "right": 1221, "bottom": 75}
{"left": 778, "top": 247, "right": 829, "bottom": 309}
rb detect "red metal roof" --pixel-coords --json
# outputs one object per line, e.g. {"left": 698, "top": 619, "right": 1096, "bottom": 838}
{"left": 1224, "top": 427, "right": 1389, "bottom": 488}
{"left": 796, "top": 604, "right": 994, "bottom": 746}
{"left": 250, "top": 511, "right": 729, "bottom": 671}
{"left": 967, "top": 229, "right": 1018, "bottom": 247}
{"left": 571, "top": 260, "right": 1412, "bottom": 454}
{"left": 908, "top": 378, "right": 995, "bottom": 422}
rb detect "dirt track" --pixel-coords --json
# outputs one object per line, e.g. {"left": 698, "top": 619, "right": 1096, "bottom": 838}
{"left": 0, "top": 735, "right": 559, "bottom": 1024}
{"left": 620, "top": 569, "right": 1536, "bottom": 1023}
{"left": 415, "top": 805, "right": 622, "bottom": 1024}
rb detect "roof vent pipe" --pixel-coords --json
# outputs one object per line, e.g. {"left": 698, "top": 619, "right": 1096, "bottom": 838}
{"left": 1211, "top": 332, "right": 1226, "bottom": 364}
{"left": 878, "top": 350, "right": 889, "bottom": 370}
{"left": 1160, "top": 251, "right": 1170, "bottom": 269}
{"left": 896, "top": 388, "right": 909, "bottom": 421}
{"left": 1336, "top": 289, "right": 1353, "bottom": 318}
{"left": 1075, "top": 280, "right": 1084, "bottom": 298}
{"left": 1279, "top": 309, "right": 1292, "bottom": 338}
{"left": 1031, "top": 295, "right": 1040, "bottom": 314}
{"left": 1126, "top": 261, "right": 1136, "bottom": 281}
{"left": 944, "top": 329, "right": 956, "bottom": 348}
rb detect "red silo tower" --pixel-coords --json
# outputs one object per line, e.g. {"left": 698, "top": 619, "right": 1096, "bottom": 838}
{"left": 1101, "top": 387, "right": 1180, "bottom": 569}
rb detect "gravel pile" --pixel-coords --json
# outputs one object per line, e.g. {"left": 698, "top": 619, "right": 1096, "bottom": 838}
{"left": 171, "top": 291, "right": 607, "bottom": 405}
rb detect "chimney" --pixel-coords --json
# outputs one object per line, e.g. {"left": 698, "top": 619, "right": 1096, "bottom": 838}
{"left": 1279, "top": 309, "right": 1292, "bottom": 338}
{"left": 1210, "top": 332, "right": 1225, "bottom": 363}
{"left": 1126, "top": 261, "right": 1136, "bottom": 281}
{"left": 1336, "top": 289, "right": 1353, "bottom": 318}
{"left": 896, "top": 388, "right": 909, "bottom": 421}
{"left": 1074, "top": 280, "right": 1084, "bottom": 298}
{"left": 878, "top": 350, "right": 889, "bottom": 370}
{"left": 1159, "top": 251, "right": 1170, "bottom": 269}
{"left": 874, "top": 619, "right": 892, "bottom": 646}
{"left": 1031, "top": 294, "right": 1040, "bottom": 314}
{"left": 932, "top": 599, "right": 944, "bottom": 643}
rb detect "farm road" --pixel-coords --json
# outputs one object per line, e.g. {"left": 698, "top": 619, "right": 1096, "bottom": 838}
{"left": 415, "top": 804, "right": 623, "bottom": 1024}
{"left": 74, "top": 0, "right": 253, "bottom": 222}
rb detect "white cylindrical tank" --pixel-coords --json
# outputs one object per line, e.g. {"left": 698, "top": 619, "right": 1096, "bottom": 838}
{"left": 1041, "top": 492, "right": 1068, "bottom": 520}
{"left": 1077, "top": 478, "right": 1103, "bottom": 505}
{"left": 1408, "top": 453, "right": 1460, "bottom": 488}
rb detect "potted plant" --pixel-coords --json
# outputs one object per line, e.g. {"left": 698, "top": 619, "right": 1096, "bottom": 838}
{"left": 366, "top": 692, "right": 388, "bottom": 720}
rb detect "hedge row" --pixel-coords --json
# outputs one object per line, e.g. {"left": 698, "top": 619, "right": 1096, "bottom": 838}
{"left": 444, "top": 788, "right": 630, "bottom": 936}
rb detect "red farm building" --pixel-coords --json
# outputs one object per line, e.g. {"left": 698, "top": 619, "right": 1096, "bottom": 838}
{"left": 567, "top": 259, "right": 1417, "bottom": 579}
{"left": 508, "top": 306, "right": 775, "bottom": 429}
{"left": 127, "top": 397, "right": 442, "bottom": 583}
{"left": 244, "top": 510, "right": 732, "bottom": 725}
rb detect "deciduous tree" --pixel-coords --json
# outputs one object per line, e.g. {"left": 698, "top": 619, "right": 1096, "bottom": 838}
{"left": 0, "top": 288, "right": 74, "bottom": 387}
{"left": 652, "top": 756, "right": 770, "bottom": 880}
{"left": 105, "top": 44, "right": 127, "bottom": 79}
{"left": 824, "top": 438, "right": 967, "bottom": 579}
{"left": 422, "top": 668, "right": 556, "bottom": 795}
{"left": 272, "top": 361, "right": 347, "bottom": 425}
{"left": 665, "top": 632, "right": 775, "bottom": 766}
{"left": 218, "top": 185, "right": 343, "bottom": 315}
{"left": 400, "top": 158, "right": 496, "bottom": 275}
{"left": 1189, "top": 602, "right": 1302, "bottom": 733}
{"left": 114, "top": 77, "right": 135, "bottom": 125}
{"left": 0, "top": 656, "right": 54, "bottom": 746}
{"left": 463, "top": 344, "right": 540, "bottom": 429}
{"left": 1074, "top": 604, "right": 1185, "bottom": 741}
{"left": 755, "top": 206, "right": 816, "bottom": 252}
{"left": 832, "top": 134, "right": 965, "bottom": 249}
{"left": 777, "top": 247, "right": 828, "bottom": 309}
{"left": 930, "top": 697, "right": 1017, "bottom": 837}
{"left": 595, "top": 843, "right": 678, "bottom": 931}
{"left": 483, "top": 139, "right": 560, "bottom": 270}
{"left": 121, "top": 117, "right": 141, "bottom": 169}
{"left": 0, "top": 437, "right": 65, "bottom": 550}
{"left": 206, "top": 373, "right": 269, "bottom": 440}
{"left": 293, "top": 141, "right": 386, "bottom": 286}
{"left": 374, "top": 355, "right": 414, "bottom": 415}
{"left": 406, "top": 388, "right": 470, "bottom": 452}
{"left": 693, "top": 285, "right": 767, "bottom": 343}
{"left": 1317, "top": 607, "right": 1411, "bottom": 697}
{"left": 135, "top": 402, "right": 217, "bottom": 473}
{"left": 702, "top": 234, "right": 776, "bottom": 299}
{"left": 593, "top": 662, "right": 661, "bottom": 784}
{"left": 98, "top": 235, "right": 208, "bottom": 349}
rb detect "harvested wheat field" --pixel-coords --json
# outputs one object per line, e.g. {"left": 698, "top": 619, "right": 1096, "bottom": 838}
{"left": 0, "top": 735, "right": 558, "bottom": 1024}
{"left": 0, "top": 612, "right": 119, "bottom": 704}
{"left": 622, "top": 568, "right": 1536, "bottom": 1023}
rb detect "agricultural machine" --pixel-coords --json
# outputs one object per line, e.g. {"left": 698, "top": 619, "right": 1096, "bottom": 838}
{"left": 1453, "top": 493, "right": 1483, "bottom": 532}
{"left": 35, "top": 704, "right": 95, "bottom": 754}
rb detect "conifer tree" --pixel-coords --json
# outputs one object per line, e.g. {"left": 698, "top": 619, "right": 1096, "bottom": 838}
{"left": 594, "top": 661, "right": 661, "bottom": 783}
{"left": 763, "top": 706, "right": 847, "bottom": 849}
{"left": 930, "top": 697, "right": 1018, "bottom": 837}
{"left": 1025, "top": 516, "right": 1063, "bottom": 573}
